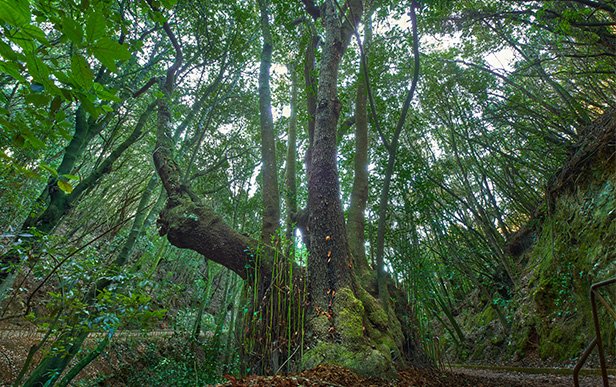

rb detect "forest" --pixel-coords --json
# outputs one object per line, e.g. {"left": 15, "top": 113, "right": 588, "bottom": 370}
{"left": 0, "top": 0, "right": 615, "bottom": 386}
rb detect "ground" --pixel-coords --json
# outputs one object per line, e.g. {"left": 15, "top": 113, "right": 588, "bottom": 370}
{"left": 2, "top": 328, "right": 615, "bottom": 386}
{"left": 208, "top": 364, "right": 612, "bottom": 387}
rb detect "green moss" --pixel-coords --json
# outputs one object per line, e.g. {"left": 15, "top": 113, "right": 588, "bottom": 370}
{"left": 333, "top": 287, "right": 365, "bottom": 348}
{"left": 299, "top": 342, "right": 397, "bottom": 379}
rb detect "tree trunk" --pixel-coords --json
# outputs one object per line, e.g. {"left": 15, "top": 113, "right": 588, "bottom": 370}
{"left": 347, "top": 14, "right": 373, "bottom": 287}
{"left": 258, "top": 0, "right": 280, "bottom": 243}
{"left": 285, "top": 63, "right": 299, "bottom": 250}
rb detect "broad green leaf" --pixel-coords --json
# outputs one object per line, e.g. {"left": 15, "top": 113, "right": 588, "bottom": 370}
{"left": 9, "top": 30, "right": 36, "bottom": 52}
{"left": 101, "top": 104, "right": 113, "bottom": 112}
{"left": 61, "top": 17, "right": 83, "bottom": 45}
{"left": 91, "top": 38, "right": 131, "bottom": 72}
{"left": 77, "top": 93, "right": 100, "bottom": 118}
{"left": 71, "top": 53, "right": 93, "bottom": 89}
{"left": 39, "top": 163, "right": 58, "bottom": 176}
{"left": 62, "top": 174, "right": 80, "bottom": 180}
{"left": 13, "top": 134, "right": 25, "bottom": 147}
{"left": 0, "top": 40, "right": 21, "bottom": 61}
{"left": 86, "top": 11, "right": 106, "bottom": 43}
{"left": 0, "top": 0, "right": 31, "bottom": 27}
{"left": 0, "top": 106, "right": 9, "bottom": 115}
{"left": 25, "top": 51, "right": 49, "bottom": 84}
{"left": 0, "top": 61, "right": 26, "bottom": 83}
{"left": 57, "top": 180, "right": 73, "bottom": 193}
{"left": 23, "top": 132, "right": 45, "bottom": 148}
{"left": 22, "top": 24, "right": 50, "bottom": 47}
{"left": 58, "top": 127, "right": 72, "bottom": 140}
{"left": 161, "top": 0, "right": 178, "bottom": 9}
{"left": 55, "top": 109, "right": 66, "bottom": 122}
{"left": 95, "top": 86, "right": 122, "bottom": 102}
{"left": 49, "top": 95, "right": 62, "bottom": 114}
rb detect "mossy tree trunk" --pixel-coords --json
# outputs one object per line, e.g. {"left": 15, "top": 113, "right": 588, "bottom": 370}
{"left": 150, "top": 0, "right": 428, "bottom": 377}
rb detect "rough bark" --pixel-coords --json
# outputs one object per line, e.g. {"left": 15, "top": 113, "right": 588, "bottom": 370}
{"left": 258, "top": 0, "right": 281, "bottom": 243}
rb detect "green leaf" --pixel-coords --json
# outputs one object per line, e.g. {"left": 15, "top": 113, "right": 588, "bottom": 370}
{"left": 0, "top": 61, "right": 26, "bottom": 83}
{"left": 91, "top": 37, "right": 131, "bottom": 72}
{"left": 0, "top": 40, "right": 21, "bottom": 61}
{"left": 101, "top": 104, "right": 113, "bottom": 112}
{"left": 13, "top": 134, "right": 25, "bottom": 148}
{"left": 8, "top": 30, "right": 36, "bottom": 52}
{"left": 23, "top": 132, "right": 45, "bottom": 148}
{"left": 39, "top": 163, "right": 58, "bottom": 176}
{"left": 0, "top": 0, "right": 31, "bottom": 27}
{"left": 77, "top": 93, "right": 100, "bottom": 119}
{"left": 57, "top": 180, "right": 73, "bottom": 193}
{"left": 21, "top": 24, "right": 50, "bottom": 47}
{"left": 71, "top": 53, "right": 93, "bottom": 89}
{"left": 62, "top": 174, "right": 79, "bottom": 180}
{"left": 61, "top": 17, "right": 84, "bottom": 45}
{"left": 55, "top": 109, "right": 66, "bottom": 122}
{"left": 25, "top": 51, "right": 49, "bottom": 84}
{"left": 49, "top": 95, "right": 62, "bottom": 115}
{"left": 85, "top": 11, "right": 106, "bottom": 43}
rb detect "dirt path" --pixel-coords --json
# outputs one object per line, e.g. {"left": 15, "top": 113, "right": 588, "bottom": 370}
{"left": 449, "top": 366, "right": 616, "bottom": 387}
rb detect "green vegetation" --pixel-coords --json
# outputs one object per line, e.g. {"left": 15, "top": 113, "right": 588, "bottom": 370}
{"left": 0, "top": 0, "right": 615, "bottom": 384}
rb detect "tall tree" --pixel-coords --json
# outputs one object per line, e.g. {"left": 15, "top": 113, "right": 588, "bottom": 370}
{"left": 257, "top": 0, "right": 281, "bottom": 243}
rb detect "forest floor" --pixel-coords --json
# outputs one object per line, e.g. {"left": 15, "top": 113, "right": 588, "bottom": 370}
{"left": 1, "top": 329, "right": 615, "bottom": 386}
{"left": 209, "top": 363, "right": 613, "bottom": 387}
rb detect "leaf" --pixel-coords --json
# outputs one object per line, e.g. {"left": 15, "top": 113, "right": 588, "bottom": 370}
{"left": 71, "top": 53, "right": 93, "bottom": 89}
{"left": 55, "top": 109, "right": 66, "bottom": 122}
{"left": 21, "top": 24, "right": 50, "bottom": 47}
{"left": 62, "top": 174, "right": 79, "bottom": 180}
{"left": 0, "top": 40, "right": 21, "bottom": 61}
{"left": 77, "top": 93, "right": 100, "bottom": 119}
{"left": 91, "top": 37, "right": 131, "bottom": 72}
{"left": 85, "top": 11, "right": 106, "bottom": 43}
{"left": 61, "top": 17, "right": 83, "bottom": 45}
{"left": 39, "top": 163, "right": 58, "bottom": 176}
{"left": 25, "top": 51, "right": 49, "bottom": 84}
{"left": 49, "top": 95, "right": 62, "bottom": 115}
{"left": 57, "top": 180, "right": 73, "bottom": 194}
{"left": 8, "top": 30, "right": 36, "bottom": 52}
{"left": 0, "top": 0, "right": 31, "bottom": 27}
{"left": 13, "top": 134, "right": 25, "bottom": 148}
{"left": 0, "top": 62, "right": 26, "bottom": 83}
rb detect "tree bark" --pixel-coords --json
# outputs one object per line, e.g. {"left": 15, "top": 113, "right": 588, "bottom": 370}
{"left": 347, "top": 14, "right": 372, "bottom": 286}
{"left": 258, "top": 0, "right": 281, "bottom": 243}
{"left": 285, "top": 63, "right": 299, "bottom": 250}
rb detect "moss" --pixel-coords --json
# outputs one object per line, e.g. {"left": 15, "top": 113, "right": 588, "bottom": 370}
{"left": 299, "top": 342, "right": 397, "bottom": 379}
{"left": 332, "top": 287, "right": 365, "bottom": 348}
